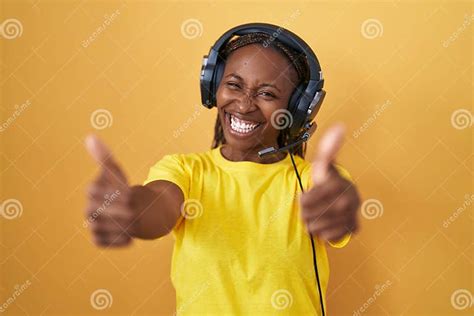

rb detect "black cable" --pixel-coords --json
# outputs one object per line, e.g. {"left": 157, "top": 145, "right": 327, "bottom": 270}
{"left": 289, "top": 152, "right": 326, "bottom": 316}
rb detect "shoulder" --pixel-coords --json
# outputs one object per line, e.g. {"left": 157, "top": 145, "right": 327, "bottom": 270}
{"left": 152, "top": 148, "right": 216, "bottom": 170}
{"left": 143, "top": 148, "right": 216, "bottom": 187}
{"left": 289, "top": 154, "right": 312, "bottom": 190}
{"left": 294, "top": 155, "right": 312, "bottom": 176}
{"left": 302, "top": 158, "right": 354, "bottom": 189}
{"left": 333, "top": 162, "right": 354, "bottom": 182}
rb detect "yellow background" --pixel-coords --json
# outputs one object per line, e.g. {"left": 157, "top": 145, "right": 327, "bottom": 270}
{"left": 1, "top": 0, "right": 472, "bottom": 315}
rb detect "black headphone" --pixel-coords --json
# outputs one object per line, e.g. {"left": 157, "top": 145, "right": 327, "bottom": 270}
{"left": 200, "top": 22, "right": 326, "bottom": 141}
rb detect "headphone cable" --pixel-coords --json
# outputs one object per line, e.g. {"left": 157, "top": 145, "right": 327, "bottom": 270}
{"left": 289, "top": 152, "right": 326, "bottom": 316}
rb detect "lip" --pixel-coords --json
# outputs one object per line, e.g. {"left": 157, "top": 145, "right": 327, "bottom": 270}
{"left": 224, "top": 111, "right": 264, "bottom": 138}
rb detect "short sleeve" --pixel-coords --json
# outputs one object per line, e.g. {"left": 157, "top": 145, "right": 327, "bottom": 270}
{"left": 143, "top": 154, "right": 190, "bottom": 235}
{"left": 328, "top": 163, "right": 353, "bottom": 249}
{"left": 143, "top": 154, "right": 190, "bottom": 201}
{"left": 333, "top": 163, "right": 353, "bottom": 183}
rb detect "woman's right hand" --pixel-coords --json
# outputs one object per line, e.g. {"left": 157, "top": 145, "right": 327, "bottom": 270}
{"left": 84, "top": 135, "right": 135, "bottom": 248}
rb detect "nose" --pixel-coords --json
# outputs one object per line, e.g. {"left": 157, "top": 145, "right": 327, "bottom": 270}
{"left": 236, "top": 89, "right": 257, "bottom": 113}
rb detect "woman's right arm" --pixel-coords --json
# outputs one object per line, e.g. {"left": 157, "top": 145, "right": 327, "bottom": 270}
{"left": 84, "top": 135, "right": 183, "bottom": 248}
{"left": 129, "top": 180, "right": 184, "bottom": 240}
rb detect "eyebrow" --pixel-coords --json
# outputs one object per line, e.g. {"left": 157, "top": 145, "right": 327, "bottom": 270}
{"left": 225, "top": 73, "right": 281, "bottom": 92}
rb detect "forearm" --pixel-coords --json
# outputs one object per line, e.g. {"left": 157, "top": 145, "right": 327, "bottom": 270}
{"left": 128, "top": 183, "right": 182, "bottom": 240}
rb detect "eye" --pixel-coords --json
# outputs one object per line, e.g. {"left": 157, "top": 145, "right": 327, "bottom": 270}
{"left": 226, "top": 82, "right": 241, "bottom": 89}
{"left": 258, "top": 91, "right": 276, "bottom": 98}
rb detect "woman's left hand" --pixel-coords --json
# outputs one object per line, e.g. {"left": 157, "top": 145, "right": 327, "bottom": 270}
{"left": 299, "top": 123, "right": 361, "bottom": 243}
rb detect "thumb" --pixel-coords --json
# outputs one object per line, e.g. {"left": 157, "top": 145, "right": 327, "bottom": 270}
{"left": 312, "top": 122, "right": 346, "bottom": 184}
{"left": 85, "top": 134, "right": 129, "bottom": 187}
{"left": 85, "top": 134, "right": 114, "bottom": 165}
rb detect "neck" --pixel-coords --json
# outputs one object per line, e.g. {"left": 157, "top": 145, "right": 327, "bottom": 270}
{"left": 220, "top": 144, "right": 287, "bottom": 164}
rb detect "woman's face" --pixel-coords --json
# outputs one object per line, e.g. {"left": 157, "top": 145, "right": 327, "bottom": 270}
{"left": 216, "top": 43, "right": 299, "bottom": 154}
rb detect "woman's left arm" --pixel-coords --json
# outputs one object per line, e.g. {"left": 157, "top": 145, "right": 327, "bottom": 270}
{"left": 299, "top": 124, "right": 361, "bottom": 243}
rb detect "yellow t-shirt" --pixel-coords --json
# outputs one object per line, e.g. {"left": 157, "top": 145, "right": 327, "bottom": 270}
{"left": 143, "top": 145, "right": 352, "bottom": 315}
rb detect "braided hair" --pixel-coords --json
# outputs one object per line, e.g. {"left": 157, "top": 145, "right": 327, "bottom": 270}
{"left": 211, "top": 32, "right": 311, "bottom": 159}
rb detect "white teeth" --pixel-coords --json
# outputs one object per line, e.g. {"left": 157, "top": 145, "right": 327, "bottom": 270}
{"left": 229, "top": 113, "right": 260, "bottom": 134}
{"left": 230, "top": 114, "right": 258, "bottom": 128}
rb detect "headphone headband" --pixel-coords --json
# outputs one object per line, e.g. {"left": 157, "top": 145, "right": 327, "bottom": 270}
{"left": 211, "top": 23, "right": 323, "bottom": 82}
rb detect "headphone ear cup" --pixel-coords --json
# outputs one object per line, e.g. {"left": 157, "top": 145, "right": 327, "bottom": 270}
{"left": 288, "top": 84, "right": 305, "bottom": 134}
{"left": 212, "top": 57, "right": 226, "bottom": 105}
{"left": 287, "top": 83, "right": 305, "bottom": 122}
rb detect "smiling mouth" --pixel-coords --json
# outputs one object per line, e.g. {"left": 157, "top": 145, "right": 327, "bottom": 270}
{"left": 224, "top": 111, "right": 263, "bottom": 136}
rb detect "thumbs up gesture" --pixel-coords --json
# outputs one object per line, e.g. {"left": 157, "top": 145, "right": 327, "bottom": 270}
{"left": 84, "top": 135, "right": 135, "bottom": 248}
{"left": 299, "top": 123, "right": 361, "bottom": 243}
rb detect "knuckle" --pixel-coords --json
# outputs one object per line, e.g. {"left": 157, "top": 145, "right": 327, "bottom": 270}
{"left": 320, "top": 231, "right": 332, "bottom": 241}
{"left": 330, "top": 233, "right": 344, "bottom": 242}
{"left": 89, "top": 221, "right": 101, "bottom": 231}
{"left": 93, "top": 236, "right": 109, "bottom": 247}
{"left": 299, "top": 194, "right": 310, "bottom": 207}
{"left": 86, "top": 184, "right": 97, "bottom": 198}
{"left": 324, "top": 180, "right": 340, "bottom": 194}
{"left": 120, "top": 212, "right": 134, "bottom": 224}
{"left": 110, "top": 233, "right": 130, "bottom": 245}
{"left": 352, "top": 220, "right": 360, "bottom": 233}
{"left": 300, "top": 208, "right": 312, "bottom": 220}
{"left": 86, "top": 205, "right": 104, "bottom": 220}
{"left": 341, "top": 179, "right": 352, "bottom": 191}
{"left": 91, "top": 224, "right": 108, "bottom": 235}
{"left": 87, "top": 183, "right": 106, "bottom": 200}
{"left": 308, "top": 219, "right": 319, "bottom": 233}
{"left": 354, "top": 192, "right": 362, "bottom": 208}
{"left": 335, "top": 198, "right": 350, "bottom": 211}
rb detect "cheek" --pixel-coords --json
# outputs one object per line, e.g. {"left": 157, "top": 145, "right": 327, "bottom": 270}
{"left": 216, "top": 85, "right": 232, "bottom": 104}
{"left": 260, "top": 100, "right": 292, "bottom": 135}
{"left": 262, "top": 101, "right": 289, "bottom": 123}
{"left": 261, "top": 107, "right": 282, "bottom": 134}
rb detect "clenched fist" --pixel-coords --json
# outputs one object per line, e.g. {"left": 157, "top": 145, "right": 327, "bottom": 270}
{"left": 84, "top": 135, "right": 136, "bottom": 248}
{"left": 299, "top": 123, "right": 361, "bottom": 243}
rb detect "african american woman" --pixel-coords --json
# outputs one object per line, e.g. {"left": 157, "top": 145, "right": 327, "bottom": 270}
{"left": 84, "top": 23, "right": 361, "bottom": 315}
